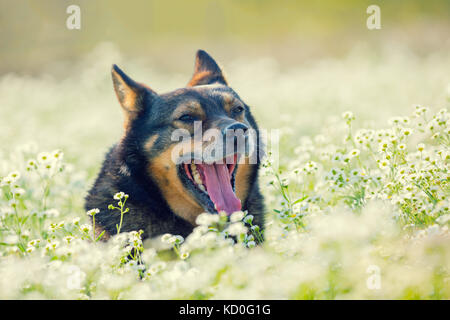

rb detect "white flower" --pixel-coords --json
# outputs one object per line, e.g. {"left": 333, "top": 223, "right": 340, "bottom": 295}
{"left": 45, "top": 241, "right": 59, "bottom": 251}
{"left": 227, "top": 222, "right": 248, "bottom": 236}
{"left": 401, "top": 128, "right": 413, "bottom": 136}
{"left": 161, "top": 233, "right": 172, "bottom": 243}
{"left": 166, "top": 235, "right": 184, "bottom": 245}
{"left": 247, "top": 241, "right": 256, "bottom": 248}
{"left": 37, "top": 152, "right": 51, "bottom": 164}
{"left": 342, "top": 111, "right": 355, "bottom": 121}
{"left": 63, "top": 236, "right": 75, "bottom": 244}
{"left": 230, "top": 211, "right": 245, "bottom": 223}
{"left": 196, "top": 213, "right": 219, "bottom": 226}
{"left": 12, "top": 188, "right": 25, "bottom": 198}
{"left": 26, "top": 246, "right": 35, "bottom": 253}
{"left": 417, "top": 143, "right": 425, "bottom": 152}
{"left": 51, "top": 149, "right": 64, "bottom": 160}
{"left": 348, "top": 149, "right": 360, "bottom": 159}
{"left": 174, "top": 235, "right": 184, "bottom": 244}
{"left": 72, "top": 217, "right": 80, "bottom": 225}
{"left": 8, "top": 199, "right": 18, "bottom": 208}
{"left": 114, "top": 192, "right": 128, "bottom": 200}
{"left": 27, "top": 159, "right": 37, "bottom": 167}
{"left": 303, "top": 161, "right": 318, "bottom": 173}
{"left": 243, "top": 214, "right": 254, "bottom": 224}
{"left": 80, "top": 224, "right": 92, "bottom": 233}
{"left": 0, "top": 176, "right": 12, "bottom": 187}
{"left": 8, "top": 171, "right": 21, "bottom": 181}
{"left": 180, "top": 251, "right": 190, "bottom": 260}
{"left": 86, "top": 208, "right": 100, "bottom": 216}
{"left": 28, "top": 239, "right": 41, "bottom": 247}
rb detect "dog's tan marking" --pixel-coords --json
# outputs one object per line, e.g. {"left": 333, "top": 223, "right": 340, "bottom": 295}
{"left": 235, "top": 161, "right": 252, "bottom": 205}
{"left": 188, "top": 71, "right": 214, "bottom": 87}
{"left": 187, "top": 51, "right": 228, "bottom": 87}
{"left": 215, "top": 92, "right": 245, "bottom": 121}
{"left": 144, "top": 134, "right": 159, "bottom": 153}
{"left": 148, "top": 143, "right": 204, "bottom": 225}
{"left": 111, "top": 68, "right": 140, "bottom": 131}
{"left": 221, "top": 93, "right": 235, "bottom": 113}
{"left": 172, "top": 101, "right": 205, "bottom": 120}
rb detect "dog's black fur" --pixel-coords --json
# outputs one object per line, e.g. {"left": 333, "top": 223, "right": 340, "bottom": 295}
{"left": 85, "top": 50, "right": 264, "bottom": 240}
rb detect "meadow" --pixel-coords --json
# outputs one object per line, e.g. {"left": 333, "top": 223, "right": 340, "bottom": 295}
{"left": 0, "top": 43, "right": 449, "bottom": 299}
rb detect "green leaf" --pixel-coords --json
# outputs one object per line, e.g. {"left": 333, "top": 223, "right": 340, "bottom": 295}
{"left": 293, "top": 196, "right": 308, "bottom": 204}
{"left": 96, "top": 230, "right": 106, "bottom": 241}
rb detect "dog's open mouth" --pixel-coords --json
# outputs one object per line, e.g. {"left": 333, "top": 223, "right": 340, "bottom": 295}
{"left": 179, "top": 154, "right": 241, "bottom": 215}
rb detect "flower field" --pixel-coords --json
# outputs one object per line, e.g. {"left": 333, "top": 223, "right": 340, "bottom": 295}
{"left": 0, "top": 44, "right": 449, "bottom": 299}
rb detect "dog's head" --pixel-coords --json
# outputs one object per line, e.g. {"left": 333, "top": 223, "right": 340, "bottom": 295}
{"left": 112, "top": 50, "right": 261, "bottom": 225}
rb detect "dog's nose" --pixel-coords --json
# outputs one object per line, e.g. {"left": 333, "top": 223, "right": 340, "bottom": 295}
{"left": 223, "top": 122, "right": 248, "bottom": 135}
{"left": 222, "top": 122, "right": 249, "bottom": 158}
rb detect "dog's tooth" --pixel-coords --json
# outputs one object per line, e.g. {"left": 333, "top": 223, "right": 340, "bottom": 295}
{"left": 193, "top": 173, "right": 202, "bottom": 185}
{"left": 190, "top": 163, "right": 206, "bottom": 191}
{"left": 191, "top": 164, "right": 200, "bottom": 177}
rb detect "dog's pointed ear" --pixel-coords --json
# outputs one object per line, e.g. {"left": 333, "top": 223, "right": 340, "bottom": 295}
{"left": 111, "top": 64, "right": 156, "bottom": 128}
{"left": 187, "top": 50, "right": 228, "bottom": 87}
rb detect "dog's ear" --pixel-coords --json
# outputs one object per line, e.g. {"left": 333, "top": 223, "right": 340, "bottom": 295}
{"left": 111, "top": 64, "right": 156, "bottom": 128}
{"left": 187, "top": 50, "right": 228, "bottom": 87}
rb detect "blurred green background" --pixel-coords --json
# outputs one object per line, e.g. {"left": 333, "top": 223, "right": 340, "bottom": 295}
{"left": 1, "top": 0, "right": 449, "bottom": 74}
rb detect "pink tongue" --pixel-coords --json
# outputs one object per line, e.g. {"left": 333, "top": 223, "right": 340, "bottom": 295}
{"left": 199, "top": 163, "right": 241, "bottom": 215}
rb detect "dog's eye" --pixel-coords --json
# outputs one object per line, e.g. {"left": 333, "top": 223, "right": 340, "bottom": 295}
{"left": 178, "top": 114, "right": 197, "bottom": 122}
{"left": 232, "top": 106, "right": 244, "bottom": 115}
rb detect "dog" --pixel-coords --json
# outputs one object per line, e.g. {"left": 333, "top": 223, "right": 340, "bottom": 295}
{"left": 85, "top": 50, "right": 265, "bottom": 241}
